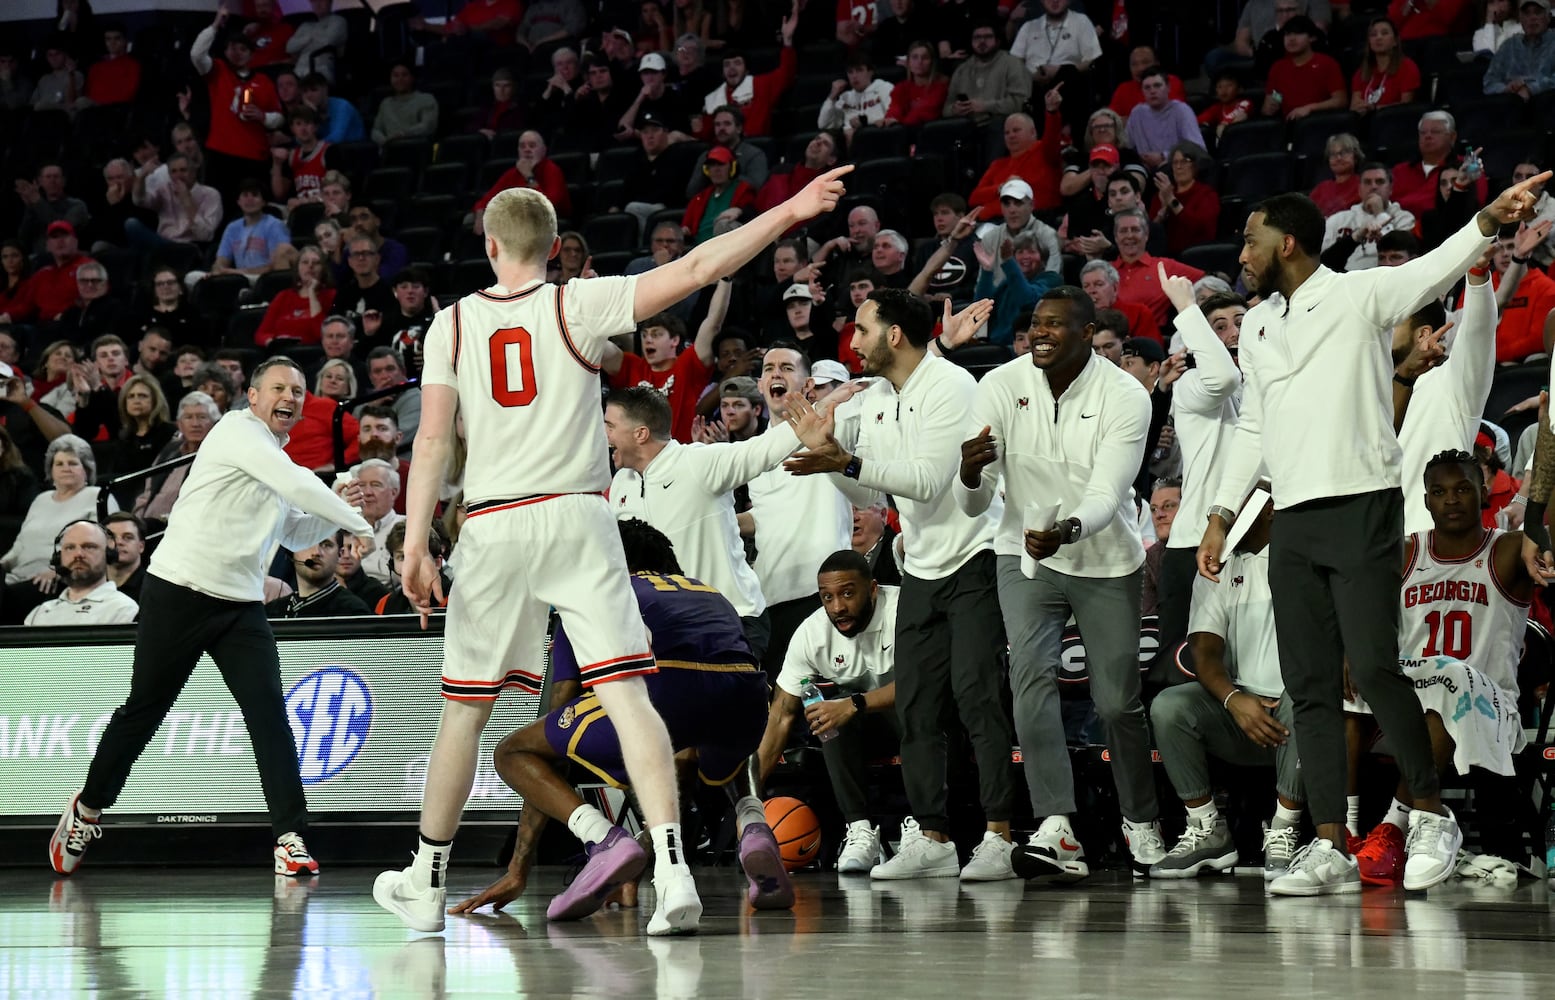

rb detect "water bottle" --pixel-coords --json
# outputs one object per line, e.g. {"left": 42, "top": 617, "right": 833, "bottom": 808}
{"left": 799, "top": 677, "right": 838, "bottom": 743}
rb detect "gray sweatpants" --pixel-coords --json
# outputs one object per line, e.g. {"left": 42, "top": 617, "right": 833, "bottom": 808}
{"left": 1151, "top": 683, "right": 1304, "bottom": 804}
{"left": 996, "top": 555, "right": 1158, "bottom": 823}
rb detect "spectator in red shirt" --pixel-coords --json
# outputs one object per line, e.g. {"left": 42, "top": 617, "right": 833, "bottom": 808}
{"left": 1149, "top": 143, "right": 1220, "bottom": 258}
{"left": 1486, "top": 226, "right": 1555, "bottom": 362}
{"left": 256, "top": 246, "right": 335, "bottom": 348}
{"left": 1111, "top": 208, "right": 1204, "bottom": 326}
{"left": 968, "top": 89, "right": 1066, "bottom": 217}
{"left": 283, "top": 389, "right": 359, "bottom": 473}
{"left": 881, "top": 41, "right": 948, "bottom": 128}
{"left": 1350, "top": 16, "right": 1422, "bottom": 114}
{"left": 1262, "top": 16, "right": 1347, "bottom": 120}
{"left": 756, "top": 130, "right": 840, "bottom": 218}
{"left": 1196, "top": 67, "right": 1254, "bottom": 140}
{"left": 243, "top": 0, "right": 296, "bottom": 68}
{"left": 1309, "top": 132, "right": 1364, "bottom": 217}
{"left": 192, "top": 5, "right": 283, "bottom": 216}
{"left": 1388, "top": 0, "right": 1474, "bottom": 38}
{"left": 1108, "top": 44, "right": 1187, "bottom": 117}
{"left": 697, "top": 6, "right": 798, "bottom": 137}
{"left": 80, "top": 23, "right": 139, "bottom": 108}
{"left": 473, "top": 131, "right": 572, "bottom": 234}
{"left": 1391, "top": 109, "right": 1490, "bottom": 217}
{"left": 1080, "top": 259, "right": 1162, "bottom": 343}
{"left": 681, "top": 146, "right": 757, "bottom": 245}
{"left": 601, "top": 278, "right": 729, "bottom": 442}
{"left": 30, "top": 222, "right": 97, "bottom": 323}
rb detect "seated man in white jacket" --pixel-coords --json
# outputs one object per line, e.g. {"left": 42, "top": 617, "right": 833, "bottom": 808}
{"left": 955, "top": 284, "right": 1166, "bottom": 881}
{"left": 817, "top": 57, "right": 894, "bottom": 138}
{"left": 1322, "top": 163, "right": 1417, "bottom": 271}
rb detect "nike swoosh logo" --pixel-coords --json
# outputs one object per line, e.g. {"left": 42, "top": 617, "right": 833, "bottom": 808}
{"left": 1080, "top": 413, "right": 1097, "bottom": 419}
{"left": 1059, "top": 838, "right": 1081, "bottom": 852}
{"left": 1307, "top": 304, "right": 1319, "bottom": 312}
{"left": 881, "top": 643, "right": 893, "bottom": 652}
{"left": 660, "top": 482, "right": 673, "bottom": 489}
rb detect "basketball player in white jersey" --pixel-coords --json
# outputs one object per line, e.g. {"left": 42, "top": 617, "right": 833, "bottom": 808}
{"left": 1349, "top": 449, "right": 1535, "bottom": 888}
{"left": 370, "top": 167, "right": 853, "bottom": 936}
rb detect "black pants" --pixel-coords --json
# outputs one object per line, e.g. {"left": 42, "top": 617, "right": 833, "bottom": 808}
{"left": 1152, "top": 545, "right": 1199, "bottom": 686}
{"left": 81, "top": 575, "right": 309, "bottom": 837}
{"left": 761, "top": 594, "right": 822, "bottom": 689}
{"left": 822, "top": 707, "right": 903, "bottom": 823}
{"left": 741, "top": 610, "right": 772, "bottom": 668}
{"left": 895, "top": 549, "right": 1015, "bottom": 833}
{"left": 1267, "top": 488, "right": 1438, "bottom": 828}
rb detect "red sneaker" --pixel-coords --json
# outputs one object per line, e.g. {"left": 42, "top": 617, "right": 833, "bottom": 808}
{"left": 1355, "top": 822, "right": 1405, "bottom": 886}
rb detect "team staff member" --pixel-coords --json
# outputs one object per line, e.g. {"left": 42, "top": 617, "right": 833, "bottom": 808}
{"left": 784, "top": 289, "right": 1017, "bottom": 883}
{"left": 1199, "top": 172, "right": 1549, "bottom": 895}
{"left": 24, "top": 521, "right": 139, "bottom": 627}
{"left": 957, "top": 287, "right": 1166, "bottom": 881}
{"left": 49, "top": 357, "right": 374, "bottom": 880}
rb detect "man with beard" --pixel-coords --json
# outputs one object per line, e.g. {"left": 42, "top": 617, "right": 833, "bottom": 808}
{"left": 957, "top": 286, "right": 1165, "bottom": 883}
{"left": 267, "top": 530, "right": 369, "bottom": 618}
{"left": 755, "top": 550, "right": 900, "bottom": 873}
{"left": 1198, "top": 173, "right": 1550, "bottom": 895}
{"left": 357, "top": 406, "right": 410, "bottom": 515}
{"left": 24, "top": 520, "right": 139, "bottom": 626}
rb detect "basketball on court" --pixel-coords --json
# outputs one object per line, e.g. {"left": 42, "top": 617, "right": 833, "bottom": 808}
{"left": 764, "top": 796, "right": 822, "bottom": 871}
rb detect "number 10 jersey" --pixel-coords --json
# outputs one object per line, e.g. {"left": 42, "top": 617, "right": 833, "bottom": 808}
{"left": 420, "top": 276, "right": 639, "bottom": 505}
{"left": 1398, "top": 528, "right": 1527, "bottom": 696}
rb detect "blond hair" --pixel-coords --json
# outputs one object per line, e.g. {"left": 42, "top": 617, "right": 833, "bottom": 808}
{"left": 484, "top": 187, "right": 557, "bottom": 266}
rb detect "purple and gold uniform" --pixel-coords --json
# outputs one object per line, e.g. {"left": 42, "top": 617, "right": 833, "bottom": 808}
{"left": 543, "top": 573, "right": 770, "bottom": 786}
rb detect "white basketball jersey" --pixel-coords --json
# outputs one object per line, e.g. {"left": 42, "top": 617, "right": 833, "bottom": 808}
{"left": 420, "top": 276, "right": 638, "bottom": 505}
{"left": 1398, "top": 529, "right": 1527, "bottom": 695}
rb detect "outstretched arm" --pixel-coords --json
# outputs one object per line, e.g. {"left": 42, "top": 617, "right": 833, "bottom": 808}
{"left": 691, "top": 276, "right": 733, "bottom": 367}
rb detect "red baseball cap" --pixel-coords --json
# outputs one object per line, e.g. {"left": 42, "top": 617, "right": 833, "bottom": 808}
{"left": 705, "top": 146, "right": 735, "bottom": 165}
{"left": 1090, "top": 144, "right": 1121, "bottom": 167}
{"left": 46, "top": 220, "right": 75, "bottom": 237}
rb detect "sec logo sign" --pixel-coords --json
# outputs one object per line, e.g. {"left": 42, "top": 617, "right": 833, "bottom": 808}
{"left": 286, "top": 667, "right": 372, "bottom": 784}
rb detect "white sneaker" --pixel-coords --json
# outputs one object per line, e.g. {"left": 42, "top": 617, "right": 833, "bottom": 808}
{"left": 646, "top": 863, "right": 702, "bottom": 936}
{"left": 373, "top": 865, "right": 447, "bottom": 933}
{"left": 1122, "top": 819, "right": 1167, "bottom": 877}
{"left": 837, "top": 821, "right": 881, "bottom": 874}
{"left": 869, "top": 817, "right": 959, "bottom": 880}
{"left": 1149, "top": 817, "right": 1237, "bottom": 879}
{"left": 1267, "top": 838, "right": 1361, "bottom": 897}
{"left": 959, "top": 831, "right": 1017, "bottom": 882}
{"left": 1262, "top": 824, "right": 1301, "bottom": 881}
{"left": 1011, "top": 815, "right": 1089, "bottom": 884}
{"left": 1403, "top": 807, "right": 1462, "bottom": 891}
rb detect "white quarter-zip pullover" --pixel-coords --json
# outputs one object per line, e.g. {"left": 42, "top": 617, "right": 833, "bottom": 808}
{"left": 749, "top": 465, "right": 853, "bottom": 605}
{"left": 1166, "top": 306, "right": 1242, "bottom": 550}
{"left": 1213, "top": 217, "right": 1494, "bottom": 513}
{"left": 610, "top": 424, "right": 800, "bottom": 618}
{"left": 955, "top": 352, "right": 1150, "bottom": 577}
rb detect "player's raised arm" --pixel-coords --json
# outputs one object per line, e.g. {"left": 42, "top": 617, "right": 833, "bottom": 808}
{"left": 633, "top": 165, "right": 853, "bottom": 321}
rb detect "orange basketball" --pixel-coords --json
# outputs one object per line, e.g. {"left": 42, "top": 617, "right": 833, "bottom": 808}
{"left": 764, "top": 796, "right": 822, "bottom": 872}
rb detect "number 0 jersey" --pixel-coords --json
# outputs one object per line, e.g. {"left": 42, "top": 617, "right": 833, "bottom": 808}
{"left": 1398, "top": 529, "right": 1527, "bottom": 695}
{"left": 420, "top": 276, "right": 638, "bottom": 505}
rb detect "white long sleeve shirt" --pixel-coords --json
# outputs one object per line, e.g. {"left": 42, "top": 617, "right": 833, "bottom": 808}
{"left": 828, "top": 355, "right": 996, "bottom": 581}
{"left": 749, "top": 466, "right": 853, "bottom": 606}
{"left": 955, "top": 352, "right": 1149, "bottom": 578}
{"left": 1399, "top": 278, "right": 1498, "bottom": 534}
{"left": 1213, "top": 217, "right": 1495, "bottom": 513}
{"left": 1322, "top": 201, "right": 1418, "bottom": 271}
{"left": 150, "top": 408, "right": 373, "bottom": 603}
{"left": 609, "top": 424, "right": 800, "bottom": 618}
{"left": 1166, "top": 307, "right": 1242, "bottom": 551}
{"left": 817, "top": 79, "right": 895, "bottom": 130}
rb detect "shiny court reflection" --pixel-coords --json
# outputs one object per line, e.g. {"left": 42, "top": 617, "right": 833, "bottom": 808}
{"left": 2, "top": 869, "right": 1553, "bottom": 998}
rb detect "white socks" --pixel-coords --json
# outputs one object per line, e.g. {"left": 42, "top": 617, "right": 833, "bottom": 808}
{"left": 650, "top": 823, "right": 686, "bottom": 870}
{"left": 1186, "top": 801, "right": 1219, "bottom": 827}
{"left": 1383, "top": 797, "right": 1413, "bottom": 832}
{"left": 76, "top": 801, "right": 101, "bottom": 821}
{"left": 1346, "top": 795, "right": 1361, "bottom": 834}
{"left": 734, "top": 795, "right": 767, "bottom": 834}
{"left": 1273, "top": 803, "right": 1302, "bottom": 829}
{"left": 566, "top": 804, "right": 614, "bottom": 847}
{"left": 411, "top": 835, "right": 452, "bottom": 890}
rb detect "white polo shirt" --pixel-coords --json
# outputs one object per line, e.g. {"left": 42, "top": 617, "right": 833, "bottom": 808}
{"left": 610, "top": 424, "right": 800, "bottom": 618}
{"left": 360, "top": 510, "right": 405, "bottom": 586}
{"left": 1187, "top": 548, "right": 1282, "bottom": 698}
{"left": 776, "top": 585, "right": 899, "bottom": 697}
{"left": 1010, "top": 11, "right": 1103, "bottom": 72}
{"left": 748, "top": 466, "right": 853, "bottom": 606}
{"left": 24, "top": 579, "right": 139, "bottom": 626}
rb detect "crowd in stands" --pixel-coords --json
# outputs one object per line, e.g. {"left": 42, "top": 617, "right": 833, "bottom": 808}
{"left": 1, "top": 0, "right": 1552, "bottom": 877}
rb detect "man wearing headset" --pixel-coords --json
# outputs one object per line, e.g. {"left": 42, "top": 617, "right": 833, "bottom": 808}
{"left": 24, "top": 520, "right": 139, "bottom": 626}
{"left": 681, "top": 145, "right": 756, "bottom": 246}
{"left": 265, "top": 529, "right": 371, "bottom": 619}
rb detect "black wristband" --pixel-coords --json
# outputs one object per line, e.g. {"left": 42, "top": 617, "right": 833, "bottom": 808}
{"left": 1513, "top": 254, "right": 1533, "bottom": 266}
{"left": 850, "top": 692, "right": 867, "bottom": 715}
{"left": 1526, "top": 500, "right": 1550, "bottom": 553}
{"left": 1393, "top": 372, "right": 1416, "bottom": 388}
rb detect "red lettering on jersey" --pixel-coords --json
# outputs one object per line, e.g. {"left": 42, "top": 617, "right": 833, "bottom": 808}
{"left": 1403, "top": 580, "right": 1489, "bottom": 608}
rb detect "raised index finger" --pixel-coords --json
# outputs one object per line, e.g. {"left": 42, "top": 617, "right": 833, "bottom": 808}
{"left": 819, "top": 164, "right": 856, "bottom": 183}
{"left": 1511, "top": 170, "right": 1554, "bottom": 196}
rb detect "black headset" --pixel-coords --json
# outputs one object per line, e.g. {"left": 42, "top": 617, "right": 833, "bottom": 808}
{"left": 51, "top": 519, "right": 117, "bottom": 573}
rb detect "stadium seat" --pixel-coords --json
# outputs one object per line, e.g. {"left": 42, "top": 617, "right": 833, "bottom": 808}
{"left": 1223, "top": 152, "right": 1295, "bottom": 200}
{"left": 549, "top": 150, "right": 590, "bottom": 184}
{"left": 595, "top": 147, "right": 640, "bottom": 186}
{"left": 849, "top": 126, "right": 910, "bottom": 162}
{"left": 363, "top": 167, "right": 414, "bottom": 202}
{"left": 590, "top": 250, "right": 637, "bottom": 276}
{"left": 248, "top": 269, "right": 295, "bottom": 307}
{"left": 328, "top": 140, "right": 380, "bottom": 180}
{"left": 192, "top": 273, "right": 252, "bottom": 324}
{"left": 1213, "top": 119, "right": 1284, "bottom": 162}
{"left": 288, "top": 202, "right": 326, "bottom": 242}
{"left": 945, "top": 344, "right": 1013, "bottom": 380}
{"left": 1447, "top": 95, "right": 1531, "bottom": 150}
{"left": 419, "top": 162, "right": 470, "bottom": 196}
{"left": 477, "top": 159, "right": 512, "bottom": 191}
{"left": 449, "top": 258, "right": 493, "bottom": 297}
{"left": 1368, "top": 103, "right": 1431, "bottom": 158}
{"left": 848, "top": 157, "right": 911, "bottom": 203}
{"left": 436, "top": 132, "right": 489, "bottom": 170}
{"left": 397, "top": 226, "right": 445, "bottom": 264}
{"left": 400, "top": 194, "right": 457, "bottom": 231}
{"left": 783, "top": 130, "right": 820, "bottom": 166}
{"left": 223, "top": 305, "right": 267, "bottom": 348}
{"left": 382, "top": 138, "right": 433, "bottom": 178}
{"left": 1178, "top": 242, "right": 1241, "bottom": 279}
{"left": 1289, "top": 112, "right": 1361, "bottom": 161}
{"left": 581, "top": 213, "right": 640, "bottom": 254}
{"left": 1484, "top": 361, "right": 1546, "bottom": 444}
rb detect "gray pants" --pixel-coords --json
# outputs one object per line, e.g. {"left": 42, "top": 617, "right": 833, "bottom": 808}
{"left": 997, "top": 555, "right": 1158, "bottom": 822}
{"left": 1151, "top": 683, "right": 1304, "bottom": 804}
{"left": 1268, "top": 489, "right": 1438, "bottom": 827}
{"left": 896, "top": 550, "right": 1016, "bottom": 833}
{"left": 822, "top": 708, "right": 903, "bottom": 823}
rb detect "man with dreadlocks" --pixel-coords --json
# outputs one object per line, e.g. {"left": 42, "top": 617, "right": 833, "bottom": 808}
{"left": 1345, "top": 448, "right": 1538, "bottom": 887}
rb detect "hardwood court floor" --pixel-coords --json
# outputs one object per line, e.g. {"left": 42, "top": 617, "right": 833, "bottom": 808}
{"left": 2, "top": 867, "right": 1553, "bottom": 998}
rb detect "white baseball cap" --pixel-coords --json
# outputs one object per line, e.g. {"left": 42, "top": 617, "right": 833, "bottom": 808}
{"left": 999, "top": 178, "right": 1034, "bottom": 201}
{"left": 783, "top": 283, "right": 814, "bottom": 302}
{"left": 811, "top": 360, "right": 850, "bottom": 384}
{"left": 639, "top": 53, "right": 667, "bottom": 72}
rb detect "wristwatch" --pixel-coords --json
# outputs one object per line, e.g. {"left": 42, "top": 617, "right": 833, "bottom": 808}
{"left": 842, "top": 455, "right": 863, "bottom": 480}
{"left": 1206, "top": 505, "right": 1237, "bottom": 526}
{"left": 1058, "top": 517, "right": 1081, "bottom": 545}
{"left": 850, "top": 692, "right": 868, "bottom": 715}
